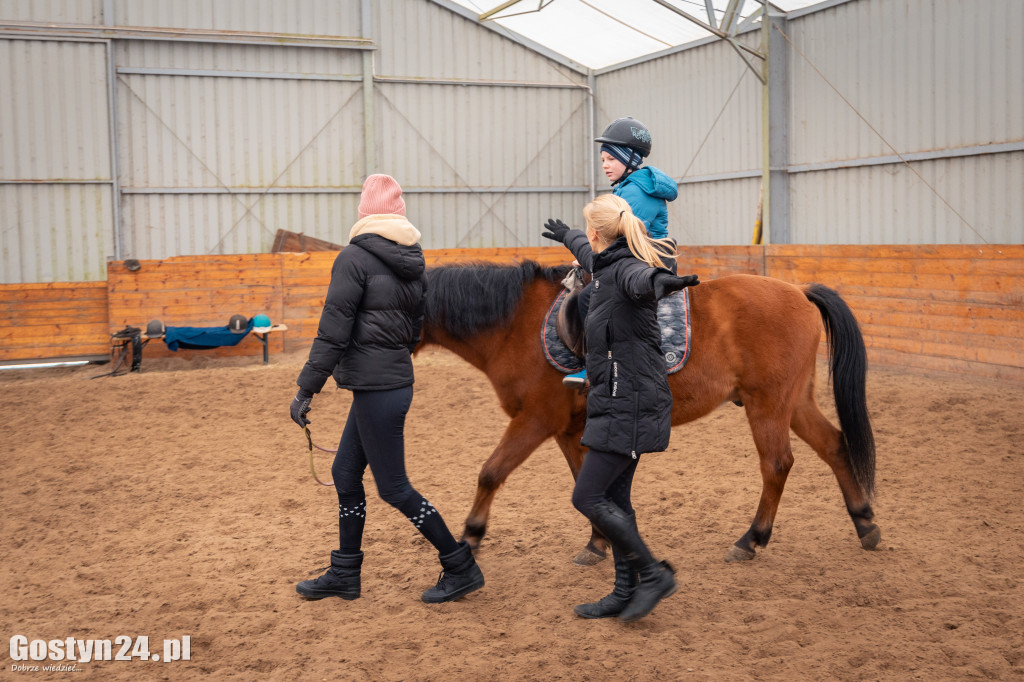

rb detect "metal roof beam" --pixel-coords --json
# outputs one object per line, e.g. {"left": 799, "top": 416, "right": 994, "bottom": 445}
{"left": 720, "top": 0, "right": 744, "bottom": 33}
{"left": 704, "top": 0, "right": 719, "bottom": 29}
{"left": 478, "top": 0, "right": 526, "bottom": 21}
{"left": 478, "top": 0, "right": 556, "bottom": 22}
{"left": 648, "top": 0, "right": 764, "bottom": 60}
{"left": 0, "top": 21, "right": 374, "bottom": 49}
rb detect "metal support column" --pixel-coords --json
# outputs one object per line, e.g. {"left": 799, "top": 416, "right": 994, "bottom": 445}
{"left": 361, "top": 0, "right": 375, "bottom": 175}
{"left": 588, "top": 73, "right": 597, "bottom": 201}
{"left": 103, "top": 0, "right": 123, "bottom": 260}
{"left": 761, "top": 3, "right": 789, "bottom": 244}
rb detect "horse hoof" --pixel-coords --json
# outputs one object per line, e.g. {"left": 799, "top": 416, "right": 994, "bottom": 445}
{"left": 724, "top": 545, "right": 756, "bottom": 563}
{"left": 573, "top": 548, "right": 607, "bottom": 566}
{"left": 859, "top": 525, "right": 881, "bottom": 550}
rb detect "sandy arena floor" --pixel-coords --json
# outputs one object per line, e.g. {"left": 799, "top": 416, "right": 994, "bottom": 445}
{"left": 1, "top": 346, "right": 1022, "bottom": 680}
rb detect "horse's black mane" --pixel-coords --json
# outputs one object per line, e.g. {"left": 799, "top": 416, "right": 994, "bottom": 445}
{"left": 425, "top": 260, "right": 570, "bottom": 339}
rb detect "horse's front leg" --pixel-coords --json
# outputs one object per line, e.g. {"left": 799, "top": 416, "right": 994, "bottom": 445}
{"left": 462, "top": 413, "right": 553, "bottom": 551}
{"left": 553, "top": 432, "right": 609, "bottom": 566}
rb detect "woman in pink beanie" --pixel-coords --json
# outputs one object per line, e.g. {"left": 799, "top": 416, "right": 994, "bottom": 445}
{"left": 290, "top": 174, "right": 485, "bottom": 604}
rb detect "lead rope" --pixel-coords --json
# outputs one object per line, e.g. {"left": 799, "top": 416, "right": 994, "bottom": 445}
{"left": 303, "top": 426, "right": 336, "bottom": 486}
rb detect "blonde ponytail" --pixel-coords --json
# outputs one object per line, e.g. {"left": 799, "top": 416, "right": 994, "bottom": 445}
{"left": 583, "top": 194, "right": 676, "bottom": 269}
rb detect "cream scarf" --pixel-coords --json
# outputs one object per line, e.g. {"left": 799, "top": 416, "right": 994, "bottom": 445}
{"left": 348, "top": 214, "right": 421, "bottom": 246}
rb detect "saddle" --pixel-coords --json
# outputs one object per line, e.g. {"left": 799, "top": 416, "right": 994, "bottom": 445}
{"left": 556, "top": 267, "right": 587, "bottom": 358}
{"left": 91, "top": 326, "right": 146, "bottom": 379}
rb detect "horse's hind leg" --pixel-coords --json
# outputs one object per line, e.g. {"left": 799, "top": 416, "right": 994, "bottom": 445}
{"left": 462, "top": 413, "right": 552, "bottom": 551}
{"left": 727, "top": 411, "right": 795, "bottom": 563}
{"left": 554, "top": 432, "right": 609, "bottom": 566}
{"left": 790, "top": 393, "right": 880, "bottom": 550}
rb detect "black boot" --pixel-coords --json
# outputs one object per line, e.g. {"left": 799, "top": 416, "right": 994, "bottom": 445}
{"left": 421, "top": 541, "right": 485, "bottom": 603}
{"left": 295, "top": 550, "right": 362, "bottom": 600}
{"left": 620, "top": 560, "right": 677, "bottom": 623}
{"left": 573, "top": 544, "right": 637, "bottom": 619}
{"left": 590, "top": 501, "right": 677, "bottom": 622}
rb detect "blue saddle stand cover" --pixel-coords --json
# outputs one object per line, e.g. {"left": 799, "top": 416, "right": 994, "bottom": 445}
{"left": 163, "top": 321, "right": 254, "bottom": 351}
{"left": 542, "top": 288, "right": 691, "bottom": 375}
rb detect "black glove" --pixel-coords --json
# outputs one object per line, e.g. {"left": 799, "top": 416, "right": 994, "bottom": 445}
{"left": 653, "top": 272, "right": 699, "bottom": 299}
{"left": 541, "top": 218, "right": 571, "bottom": 244}
{"left": 290, "top": 388, "right": 314, "bottom": 427}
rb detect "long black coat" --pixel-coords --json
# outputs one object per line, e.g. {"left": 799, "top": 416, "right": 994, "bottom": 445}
{"left": 564, "top": 231, "right": 673, "bottom": 458}
{"left": 297, "top": 233, "right": 426, "bottom": 393}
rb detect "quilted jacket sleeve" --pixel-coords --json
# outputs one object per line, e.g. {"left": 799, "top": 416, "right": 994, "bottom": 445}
{"left": 618, "top": 259, "right": 666, "bottom": 304}
{"left": 296, "top": 249, "right": 367, "bottom": 393}
{"left": 563, "top": 229, "right": 596, "bottom": 272}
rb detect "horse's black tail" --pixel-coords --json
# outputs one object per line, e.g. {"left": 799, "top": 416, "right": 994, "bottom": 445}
{"left": 803, "top": 283, "right": 876, "bottom": 499}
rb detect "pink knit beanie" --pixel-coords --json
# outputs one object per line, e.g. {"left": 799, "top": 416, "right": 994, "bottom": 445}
{"left": 358, "top": 174, "right": 406, "bottom": 219}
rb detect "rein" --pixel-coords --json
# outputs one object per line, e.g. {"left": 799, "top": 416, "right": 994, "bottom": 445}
{"left": 303, "top": 426, "right": 336, "bottom": 486}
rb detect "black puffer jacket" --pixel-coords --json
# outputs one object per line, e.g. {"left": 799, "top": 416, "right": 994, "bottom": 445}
{"left": 297, "top": 232, "right": 426, "bottom": 393}
{"left": 564, "top": 231, "right": 673, "bottom": 458}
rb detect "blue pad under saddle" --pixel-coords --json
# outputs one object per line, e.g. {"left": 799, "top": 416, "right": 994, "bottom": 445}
{"left": 164, "top": 321, "right": 253, "bottom": 351}
{"left": 542, "top": 288, "right": 692, "bottom": 375}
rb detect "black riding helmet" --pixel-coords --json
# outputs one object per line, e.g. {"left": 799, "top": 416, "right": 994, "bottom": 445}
{"left": 595, "top": 116, "right": 653, "bottom": 158}
{"left": 146, "top": 319, "right": 165, "bottom": 338}
{"left": 228, "top": 314, "right": 248, "bottom": 333}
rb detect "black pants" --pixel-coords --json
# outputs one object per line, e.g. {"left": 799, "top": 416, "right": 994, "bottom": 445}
{"left": 571, "top": 448, "right": 640, "bottom": 520}
{"left": 332, "top": 386, "right": 458, "bottom": 556}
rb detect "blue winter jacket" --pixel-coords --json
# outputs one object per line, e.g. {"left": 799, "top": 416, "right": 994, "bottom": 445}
{"left": 613, "top": 166, "right": 678, "bottom": 239}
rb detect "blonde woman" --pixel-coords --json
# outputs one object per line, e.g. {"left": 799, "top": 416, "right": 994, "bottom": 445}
{"left": 541, "top": 194, "right": 698, "bottom": 622}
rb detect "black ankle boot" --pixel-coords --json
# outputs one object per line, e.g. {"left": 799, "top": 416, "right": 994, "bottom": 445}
{"left": 421, "top": 541, "right": 485, "bottom": 603}
{"left": 296, "top": 550, "right": 362, "bottom": 600}
{"left": 590, "top": 501, "right": 677, "bottom": 622}
{"left": 573, "top": 545, "right": 637, "bottom": 619}
{"left": 619, "top": 560, "right": 677, "bottom": 622}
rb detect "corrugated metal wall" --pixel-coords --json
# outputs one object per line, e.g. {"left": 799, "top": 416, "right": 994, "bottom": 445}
{"left": 598, "top": 0, "right": 1023, "bottom": 246}
{"left": 113, "top": 0, "right": 361, "bottom": 35}
{"left": 785, "top": 0, "right": 1023, "bottom": 244}
{"left": 0, "top": 0, "right": 101, "bottom": 23}
{"left": 373, "top": 0, "right": 589, "bottom": 249}
{"left": 595, "top": 32, "right": 764, "bottom": 245}
{"left": 0, "top": 0, "right": 589, "bottom": 282}
{"left": 0, "top": 37, "right": 114, "bottom": 282}
{"left": 2, "top": 0, "right": 1021, "bottom": 283}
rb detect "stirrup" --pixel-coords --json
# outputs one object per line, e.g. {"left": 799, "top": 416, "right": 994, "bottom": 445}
{"left": 563, "top": 369, "right": 587, "bottom": 389}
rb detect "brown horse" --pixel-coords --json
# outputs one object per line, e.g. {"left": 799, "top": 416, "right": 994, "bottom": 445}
{"left": 419, "top": 260, "right": 878, "bottom": 564}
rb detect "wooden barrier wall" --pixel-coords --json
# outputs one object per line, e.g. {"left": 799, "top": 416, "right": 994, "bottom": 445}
{"left": 1, "top": 245, "right": 1021, "bottom": 381}
{"left": 0, "top": 282, "right": 109, "bottom": 361}
{"left": 103, "top": 248, "right": 576, "bottom": 361}
{"left": 764, "top": 244, "right": 1024, "bottom": 382}
{"left": 106, "top": 254, "right": 286, "bottom": 361}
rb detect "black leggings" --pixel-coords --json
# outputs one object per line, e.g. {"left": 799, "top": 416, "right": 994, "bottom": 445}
{"left": 331, "top": 386, "right": 458, "bottom": 556}
{"left": 571, "top": 448, "right": 640, "bottom": 520}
